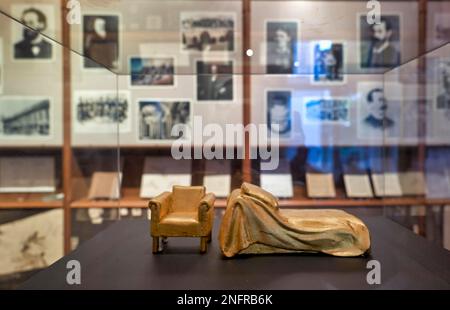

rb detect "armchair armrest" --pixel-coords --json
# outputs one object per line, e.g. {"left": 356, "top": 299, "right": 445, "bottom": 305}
{"left": 149, "top": 191, "right": 172, "bottom": 222}
{"left": 198, "top": 192, "right": 216, "bottom": 221}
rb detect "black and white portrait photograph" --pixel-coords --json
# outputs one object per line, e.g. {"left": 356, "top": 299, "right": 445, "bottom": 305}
{"left": 73, "top": 91, "right": 131, "bottom": 133}
{"left": 0, "top": 97, "right": 51, "bottom": 138}
{"left": 130, "top": 57, "right": 175, "bottom": 87}
{"left": 312, "top": 41, "right": 345, "bottom": 83}
{"left": 83, "top": 14, "right": 120, "bottom": 70}
{"left": 11, "top": 4, "right": 55, "bottom": 60}
{"left": 357, "top": 82, "right": 401, "bottom": 139}
{"left": 266, "top": 90, "right": 292, "bottom": 138}
{"left": 303, "top": 97, "right": 350, "bottom": 125}
{"left": 197, "top": 60, "right": 233, "bottom": 101}
{"left": 181, "top": 12, "right": 235, "bottom": 52}
{"left": 139, "top": 100, "right": 191, "bottom": 141}
{"left": 266, "top": 21, "right": 298, "bottom": 74}
{"left": 359, "top": 15, "right": 401, "bottom": 69}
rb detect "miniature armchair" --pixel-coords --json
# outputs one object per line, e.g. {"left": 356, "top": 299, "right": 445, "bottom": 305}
{"left": 149, "top": 185, "right": 215, "bottom": 253}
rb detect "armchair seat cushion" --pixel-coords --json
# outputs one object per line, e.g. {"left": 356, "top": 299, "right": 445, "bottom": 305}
{"left": 160, "top": 212, "right": 199, "bottom": 226}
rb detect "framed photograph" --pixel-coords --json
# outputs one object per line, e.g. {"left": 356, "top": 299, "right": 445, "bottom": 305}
{"left": 433, "top": 60, "right": 450, "bottom": 138}
{"left": 11, "top": 4, "right": 55, "bottom": 61}
{"left": 138, "top": 100, "right": 191, "bottom": 142}
{"left": 265, "top": 20, "right": 299, "bottom": 74}
{"left": 357, "top": 82, "right": 401, "bottom": 139}
{"left": 0, "top": 38, "right": 3, "bottom": 94}
{"left": 433, "top": 13, "right": 450, "bottom": 46}
{"left": 266, "top": 90, "right": 292, "bottom": 139}
{"left": 72, "top": 91, "right": 131, "bottom": 134}
{"left": 0, "top": 96, "right": 52, "bottom": 140}
{"left": 436, "top": 61, "right": 450, "bottom": 112}
{"left": 358, "top": 14, "right": 401, "bottom": 69}
{"left": 180, "top": 12, "right": 235, "bottom": 52}
{"left": 196, "top": 60, "right": 233, "bottom": 102}
{"left": 302, "top": 97, "right": 351, "bottom": 126}
{"left": 129, "top": 56, "right": 175, "bottom": 88}
{"left": 82, "top": 14, "right": 120, "bottom": 70}
{"left": 311, "top": 41, "right": 345, "bottom": 84}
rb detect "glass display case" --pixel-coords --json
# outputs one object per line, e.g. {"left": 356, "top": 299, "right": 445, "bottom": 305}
{"left": 0, "top": 0, "right": 449, "bottom": 289}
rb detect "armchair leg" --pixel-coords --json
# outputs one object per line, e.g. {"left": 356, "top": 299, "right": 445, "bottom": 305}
{"left": 200, "top": 236, "right": 208, "bottom": 253}
{"left": 152, "top": 237, "right": 160, "bottom": 254}
{"left": 207, "top": 232, "right": 212, "bottom": 243}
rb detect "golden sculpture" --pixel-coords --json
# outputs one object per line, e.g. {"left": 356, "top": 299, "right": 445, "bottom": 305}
{"left": 219, "top": 183, "right": 371, "bottom": 257}
{"left": 149, "top": 185, "right": 215, "bottom": 253}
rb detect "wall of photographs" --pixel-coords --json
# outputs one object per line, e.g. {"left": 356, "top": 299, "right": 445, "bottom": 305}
{"left": 0, "top": 0, "right": 448, "bottom": 147}
{"left": 69, "top": 0, "right": 243, "bottom": 146}
{"left": 250, "top": 1, "right": 433, "bottom": 147}
{"left": 0, "top": 0, "right": 63, "bottom": 146}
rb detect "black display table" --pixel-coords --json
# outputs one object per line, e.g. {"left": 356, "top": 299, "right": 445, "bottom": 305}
{"left": 20, "top": 213, "right": 450, "bottom": 289}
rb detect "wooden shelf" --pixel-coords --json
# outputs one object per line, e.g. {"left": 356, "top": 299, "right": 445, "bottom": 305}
{"left": 0, "top": 193, "right": 63, "bottom": 209}
{"left": 71, "top": 188, "right": 228, "bottom": 208}
{"left": 0, "top": 146, "right": 62, "bottom": 150}
{"left": 68, "top": 184, "right": 450, "bottom": 209}
{"left": 71, "top": 197, "right": 227, "bottom": 208}
{"left": 276, "top": 185, "right": 449, "bottom": 208}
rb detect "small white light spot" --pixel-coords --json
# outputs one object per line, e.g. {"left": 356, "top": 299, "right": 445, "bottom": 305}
{"left": 294, "top": 61, "right": 300, "bottom": 67}
{"left": 246, "top": 49, "right": 254, "bottom": 57}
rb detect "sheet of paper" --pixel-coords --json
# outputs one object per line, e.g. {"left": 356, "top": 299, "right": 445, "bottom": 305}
{"left": 203, "top": 160, "right": 231, "bottom": 197}
{"left": 306, "top": 173, "right": 336, "bottom": 198}
{"left": 260, "top": 174, "right": 294, "bottom": 198}
{"left": 0, "top": 209, "right": 63, "bottom": 276}
{"left": 343, "top": 174, "right": 374, "bottom": 198}
{"left": 140, "top": 174, "right": 191, "bottom": 198}
{"left": 426, "top": 171, "right": 450, "bottom": 199}
{"left": 399, "top": 172, "right": 426, "bottom": 196}
{"left": 204, "top": 174, "right": 231, "bottom": 198}
{"left": 371, "top": 173, "right": 403, "bottom": 197}
{"left": 140, "top": 157, "right": 192, "bottom": 198}
{"left": 0, "top": 156, "right": 55, "bottom": 193}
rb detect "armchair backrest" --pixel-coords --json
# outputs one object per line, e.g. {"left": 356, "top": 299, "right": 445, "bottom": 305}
{"left": 172, "top": 185, "right": 205, "bottom": 213}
